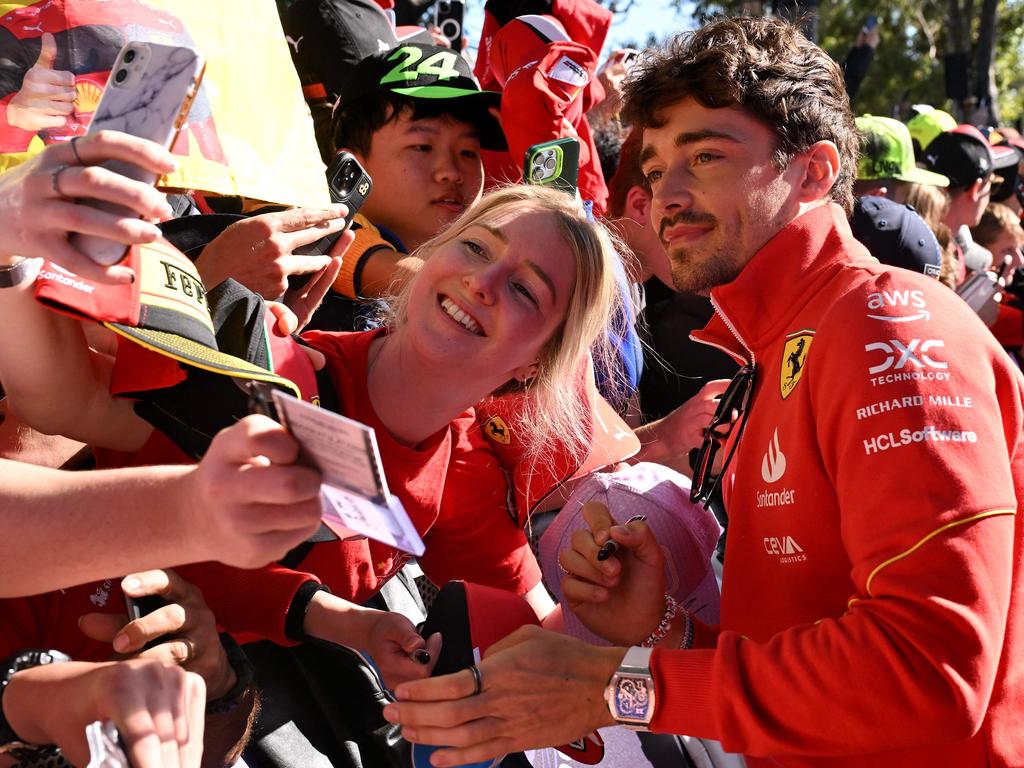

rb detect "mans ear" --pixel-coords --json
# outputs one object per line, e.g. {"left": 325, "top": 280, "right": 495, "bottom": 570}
{"left": 796, "top": 140, "right": 841, "bottom": 203}
{"left": 969, "top": 176, "right": 987, "bottom": 203}
{"left": 624, "top": 185, "right": 652, "bottom": 225}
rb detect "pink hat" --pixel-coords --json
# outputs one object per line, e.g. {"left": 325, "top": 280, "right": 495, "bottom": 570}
{"left": 539, "top": 462, "right": 722, "bottom": 645}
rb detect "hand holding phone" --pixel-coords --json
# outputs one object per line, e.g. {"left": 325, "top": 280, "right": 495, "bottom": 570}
{"left": 434, "top": 0, "right": 465, "bottom": 52}
{"left": 69, "top": 41, "right": 205, "bottom": 266}
{"left": 292, "top": 151, "right": 371, "bottom": 260}
{"left": 523, "top": 137, "right": 581, "bottom": 197}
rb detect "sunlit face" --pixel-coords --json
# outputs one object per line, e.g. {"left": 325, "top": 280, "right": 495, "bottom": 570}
{"left": 640, "top": 99, "right": 805, "bottom": 294}
{"left": 354, "top": 109, "right": 485, "bottom": 251}
{"left": 985, "top": 228, "right": 1024, "bottom": 276}
{"left": 404, "top": 207, "right": 576, "bottom": 387}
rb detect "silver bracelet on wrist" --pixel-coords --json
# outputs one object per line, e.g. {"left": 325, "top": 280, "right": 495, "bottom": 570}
{"left": 641, "top": 594, "right": 678, "bottom": 648}
{"left": 678, "top": 606, "right": 695, "bottom": 650}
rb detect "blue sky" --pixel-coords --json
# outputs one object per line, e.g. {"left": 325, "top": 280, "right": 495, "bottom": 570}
{"left": 462, "top": 0, "right": 697, "bottom": 59}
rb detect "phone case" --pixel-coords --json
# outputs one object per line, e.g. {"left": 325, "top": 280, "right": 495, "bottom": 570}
{"left": 434, "top": 0, "right": 465, "bottom": 52}
{"left": 524, "top": 137, "right": 580, "bottom": 196}
{"left": 69, "top": 42, "right": 205, "bottom": 265}
{"left": 292, "top": 152, "right": 373, "bottom": 259}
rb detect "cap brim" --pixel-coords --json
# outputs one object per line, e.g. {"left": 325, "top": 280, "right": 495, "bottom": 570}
{"left": 898, "top": 166, "right": 950, "bottom": 187}
{"left": 392, "top": 87, "right": 507, "bottom": 151}
{"left": 574, "top": 394, "right": 641, "bottom": 478}
{"left": 992, "top": 145, "right": 1021, "bottom": 171}
{"left": 104, "top": 323, "right": 300, "bottom": 398}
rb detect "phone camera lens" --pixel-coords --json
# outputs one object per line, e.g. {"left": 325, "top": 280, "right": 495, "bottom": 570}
{"left": 123, "top": 49, "right": 136, "bottom": 63}
{"left": 114, "top": 68, "right": 128, "bottom": 84}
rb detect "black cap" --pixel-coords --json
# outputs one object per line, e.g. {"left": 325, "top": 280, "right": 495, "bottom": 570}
{"left": 282, "top": 0, "right": 398, "bottom": 100}
{"left": 851, "top": 196, "right": 942, "bottom": 279}
{"left": 338, "top": 43, "right": 507, "bottom": 151}
{"left": 922, "top": 131, "right": 995, "bottom": 189}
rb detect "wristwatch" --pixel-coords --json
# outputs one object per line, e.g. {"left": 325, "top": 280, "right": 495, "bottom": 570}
{"left": 0, "top": 649, "right": 71, "bottom": 753}
{"left": 604, "top": 646, "right": 655, "bottom": 731}
{"left": 0, "top": 257, "right": 42, "bottom": 289}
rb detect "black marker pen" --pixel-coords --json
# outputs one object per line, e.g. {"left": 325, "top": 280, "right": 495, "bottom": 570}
{"left": 596, "top": 514, "right": 646, "bottom": 561}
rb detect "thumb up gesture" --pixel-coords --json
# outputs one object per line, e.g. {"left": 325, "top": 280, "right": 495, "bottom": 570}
{"left": 8, "top": 32, "right": 77, "bottom": 132}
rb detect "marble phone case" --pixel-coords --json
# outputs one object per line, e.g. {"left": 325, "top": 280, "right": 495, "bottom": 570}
{"left": 70, "top": 42, "right": 204, "bottom": 265}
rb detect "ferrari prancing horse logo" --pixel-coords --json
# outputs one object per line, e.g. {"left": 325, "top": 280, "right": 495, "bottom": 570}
{"left": 780, "top": 330, "right": 814, "bottom": 399}
{"left": 484, "top": 415, "right": 511, "bottom": 445}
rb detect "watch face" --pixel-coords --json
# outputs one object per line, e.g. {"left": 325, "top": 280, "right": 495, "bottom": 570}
{"left": 614, "top": 677, "right": 652, "bottom": 721}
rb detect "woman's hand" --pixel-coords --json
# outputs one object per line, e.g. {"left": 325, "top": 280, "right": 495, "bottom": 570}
{"left": 0, "top": 130, "right": 176, "bottom": 280}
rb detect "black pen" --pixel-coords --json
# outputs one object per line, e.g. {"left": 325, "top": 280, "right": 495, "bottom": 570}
{"left": 596, "top": 514, "right": 646, "bottom": 561}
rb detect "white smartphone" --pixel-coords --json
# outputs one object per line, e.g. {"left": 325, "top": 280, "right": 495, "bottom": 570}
{"left": 69, "top": 41, "right": 205, "bottom": 265}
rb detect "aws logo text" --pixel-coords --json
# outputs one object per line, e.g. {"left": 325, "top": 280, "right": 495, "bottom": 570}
{"left": 866, "top": 290, "right": 930, "bottom": 322}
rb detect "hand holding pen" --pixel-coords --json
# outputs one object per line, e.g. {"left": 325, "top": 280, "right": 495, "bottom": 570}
{"left": 556, "top": 503, "right": 669, "bottom": 647}
{"left": 596, "top": 514, "right": 647, "bottom": 561}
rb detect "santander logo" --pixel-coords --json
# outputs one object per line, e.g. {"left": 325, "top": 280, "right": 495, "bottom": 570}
{"left": 761, "top": 428, "right": 787, "bottom": 483}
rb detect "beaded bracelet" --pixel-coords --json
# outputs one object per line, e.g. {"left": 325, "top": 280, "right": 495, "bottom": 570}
{"left": 641, "top": 594, "right": 678, "bottom": 648}
{"left": 678, "top": 606, "right": 695, "bottom": 650}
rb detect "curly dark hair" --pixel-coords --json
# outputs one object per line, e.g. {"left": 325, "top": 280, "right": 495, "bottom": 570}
{"left": 621, "top": 16, "right": 858, "bottom": 212}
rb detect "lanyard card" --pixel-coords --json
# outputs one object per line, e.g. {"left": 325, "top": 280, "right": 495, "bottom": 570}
{"left": 270, "top": 389, "right": 425, "bottom": 557}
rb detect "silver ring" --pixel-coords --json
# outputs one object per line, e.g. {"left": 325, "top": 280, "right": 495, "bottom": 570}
{"left": 51, "top": 163, "right": 71, "bottom": 197}
{"left": 178, "top": 637, "right": 197, "bottom": 665}
{"left": 468, "top": 664, "right": 483, "bottom": 696}
{"left": 69, "top": 135, "right": 84, "bottom": 165}
{"left": 556, "top": 556, "right": 569, "bottom": 577}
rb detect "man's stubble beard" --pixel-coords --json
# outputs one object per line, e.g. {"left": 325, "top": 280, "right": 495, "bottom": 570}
{"left": 668, "top": 241, "right": 744, "bottom": 295}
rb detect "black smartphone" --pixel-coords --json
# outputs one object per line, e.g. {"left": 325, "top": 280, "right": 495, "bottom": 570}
{"left": 434, "top": 0, "right": 465, "bottom": 52}
{"left": 124, "top": 594, "right": 171, "bottom": 651}
{"left": 125, "top": 594, "right": 168, "bottom": 622}
{"left": 863, "top": 15, "right": 878, "bottom": 31}
{"left": 293, "top": 151, "right": 373, "bottom": 259}
{"left": 523, "top": 137, "right": 581, "bottom": 196}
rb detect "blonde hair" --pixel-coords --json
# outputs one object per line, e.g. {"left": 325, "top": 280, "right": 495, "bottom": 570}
{"left": 972, "top": 202, "right": 1024, "bottom": 250}
{"left": 386, "top": 184, "right": 627, "bottom": 466}
{"left": 904, "top": 182, "right": 958, "bottom": 290}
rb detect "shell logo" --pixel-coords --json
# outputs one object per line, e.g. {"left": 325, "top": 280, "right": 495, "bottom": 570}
{"left": 75, "top": 80, "right": 103, "bottom": 115}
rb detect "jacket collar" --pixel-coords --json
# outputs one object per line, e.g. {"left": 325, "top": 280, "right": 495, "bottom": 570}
{"left": 692, "top": 202, "right": 874, "bottom": 361}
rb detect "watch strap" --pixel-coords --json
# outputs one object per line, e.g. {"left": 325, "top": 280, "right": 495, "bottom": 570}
{"left": 0, "top": 258, "right": 42, "bottom": 289}
{"left": 619, "top": 645, "right": 654, "bottom": 672}
{"left": 0, "top": 650, "right": 71, "bottom": 748}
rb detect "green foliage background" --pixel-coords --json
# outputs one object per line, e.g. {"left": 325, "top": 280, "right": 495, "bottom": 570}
{"left": 660, "top": 1, "right": 1024, "bottom": 127}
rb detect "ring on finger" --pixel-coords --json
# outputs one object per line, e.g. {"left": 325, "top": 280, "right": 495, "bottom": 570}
{"left": 178, "top": 636, "right": 197, "bottom": 665}
{"left": 51, "top": 163, "right": 71, "bottom": 197}
{"left": 468, "top": 664, "right": 483, "bottom": 696}
{"left": 69, "top": 135, "right": 84, "bottom": 165}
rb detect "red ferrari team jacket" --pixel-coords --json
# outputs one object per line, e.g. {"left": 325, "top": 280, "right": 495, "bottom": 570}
{"left": 649, "top": 204, "right": 1024, "bottom": 767}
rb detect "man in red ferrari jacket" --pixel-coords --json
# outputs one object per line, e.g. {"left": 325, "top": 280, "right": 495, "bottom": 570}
{"left": 385, "top": 17, "right": 1024, "bottom": 768}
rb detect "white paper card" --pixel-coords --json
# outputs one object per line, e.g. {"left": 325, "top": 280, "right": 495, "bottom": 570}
{"left": 271, "top": 389, "right": 425, "bottom": 556}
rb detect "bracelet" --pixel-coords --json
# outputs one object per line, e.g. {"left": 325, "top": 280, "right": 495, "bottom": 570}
{"left": 678, "top": 607, "right": 695, "bottom": 650}
{"left": 205, "top": 634, "right": 255, "bottom": 715}
{"left": 641, "top": 594, "right": 678, "bottom": 648}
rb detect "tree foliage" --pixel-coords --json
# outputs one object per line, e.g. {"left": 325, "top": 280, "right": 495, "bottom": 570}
{"left": 623, "top": 0, "right": 1024, "bottom": 127}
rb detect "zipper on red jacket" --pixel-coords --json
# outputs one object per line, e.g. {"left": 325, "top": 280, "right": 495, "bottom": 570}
{"left": 708, "top": 295, "right": 755, "bottom": 367}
